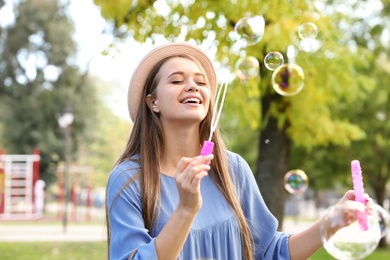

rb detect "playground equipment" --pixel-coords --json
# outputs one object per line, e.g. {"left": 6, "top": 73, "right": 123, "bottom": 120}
{"left": 56, "top": 163, "right": 94, "bottom": 222}
{"left": 0, "top": 148, "right": 41, "bottom": 220}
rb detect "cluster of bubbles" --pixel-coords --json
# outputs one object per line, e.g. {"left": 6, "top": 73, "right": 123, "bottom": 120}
{"left": 233, "top": 17, "right": 318, "bottom": 96}
{"left": 233, "top": 16, "right": 315, "bottom": 193}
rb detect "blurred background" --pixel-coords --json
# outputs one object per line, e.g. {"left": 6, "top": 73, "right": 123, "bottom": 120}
{"left": 0, "top": 0, "right": 389, "bottom": 258}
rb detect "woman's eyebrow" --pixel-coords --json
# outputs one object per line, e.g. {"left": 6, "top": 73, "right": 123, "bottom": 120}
{"left": 166, "top": 71, "right": 205, "bottom": 79}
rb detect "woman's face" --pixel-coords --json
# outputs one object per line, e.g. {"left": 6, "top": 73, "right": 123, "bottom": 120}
{"left": 148, "top": 57, "right": 211, "bottom": 125}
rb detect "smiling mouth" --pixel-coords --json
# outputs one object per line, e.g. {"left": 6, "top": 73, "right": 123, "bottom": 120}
{"left": 181, "top": 98, "right": 202, "bottom": 104}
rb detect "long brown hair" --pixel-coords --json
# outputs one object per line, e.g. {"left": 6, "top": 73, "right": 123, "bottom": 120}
{"left": 106, "top": 55, "right": 253, "bottom": 260}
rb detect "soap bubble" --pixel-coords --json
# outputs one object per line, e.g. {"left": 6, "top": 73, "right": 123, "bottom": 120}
{"left": 284, "top": 169, "right": 308, "bottom": 194}
{"left": 271, "top": 64, "right": 305, "bottom": 96}
{"left": 298, "top": 22, "right": 318, "bottom": 40}
{"left": 264, "top": 52, "right": 284, "bottom": 71}
{"left": 234, "top": 56, "right": 260, "bottom": 80}
{"left": 320, "top": 200, "right": 381, "bottom": 260}
{"left": 234, "top": 16, "right": 265, "bottom": 46}
{"left": 373, "top": 204, "right": 390, "bottom": 238}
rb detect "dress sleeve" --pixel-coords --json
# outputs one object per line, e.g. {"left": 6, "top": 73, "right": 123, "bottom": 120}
{"left": 106, "top": 162, "right": 158, "bottom": 260}
{"left": 229, "top": 152, "right": 291, "bottom": 260}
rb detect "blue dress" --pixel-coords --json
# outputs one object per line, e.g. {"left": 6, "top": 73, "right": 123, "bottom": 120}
{"left": 107, "top": 151, "right": 291, "bottom": 259}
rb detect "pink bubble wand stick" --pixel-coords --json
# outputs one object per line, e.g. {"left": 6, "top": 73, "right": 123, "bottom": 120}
{"left": 351, "top": 160, "right": 368, "bottom": 231}
{"left": 200, "top": 81, "right": 228, "bottom": 161}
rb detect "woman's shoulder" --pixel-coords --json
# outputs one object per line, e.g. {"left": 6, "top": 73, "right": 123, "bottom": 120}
{"left": 226, "top": 150, "right": 254, "bottom": 184}
{"left": 226, "top": 150, "right": 247, "bottom": 168}
{"left": 107, "top": 156, "right": 141, "bottom": 186}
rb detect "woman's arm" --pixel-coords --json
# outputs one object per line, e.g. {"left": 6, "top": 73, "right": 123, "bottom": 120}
{"left": 288, "top": 220, "right": 323, "bottom": 260}
{"left": 288, "top": 190, "right": 371, "bottom": 260}
{"left": 154, "top": 155, "right": 213, "bottom": 260}
{"left": 108, "top": 155, "right": 212, "bottom": 260}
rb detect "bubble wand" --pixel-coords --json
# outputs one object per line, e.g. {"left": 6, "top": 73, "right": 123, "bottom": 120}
{"left": 351, "top": 160, "right": 368, "bottom": 231}
{"left": 200, "top": 81, "right": 228, "bottom": 161}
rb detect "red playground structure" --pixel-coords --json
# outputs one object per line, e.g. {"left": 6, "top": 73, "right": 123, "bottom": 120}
{"left": 0, "top": 148, "right": 41, "bottom": 220}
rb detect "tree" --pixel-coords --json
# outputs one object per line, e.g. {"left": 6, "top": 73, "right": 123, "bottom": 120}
{"left": 93, "top": 0, "right": 384, "bottom": 229}
{"left": 288, "top": 0, "right": 390, "bottom": 247}
{"left": 0, "top": 0, "right": 98, "bottom": 185}
{"left": 77, "top": 77, "right": 133, "bottom": 187}
{"left": 289, "top": 0, "right": 390, "bottom": 203}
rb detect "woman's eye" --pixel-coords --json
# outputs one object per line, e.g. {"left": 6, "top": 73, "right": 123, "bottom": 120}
{"left": 197, "top": 81, "right": 206, "bottom": 86}
{"left": 172, "top": 80, "right": 184, "bottom": 84}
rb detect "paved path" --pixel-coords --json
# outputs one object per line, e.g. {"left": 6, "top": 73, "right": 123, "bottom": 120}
{"left": 1, "top": 219, "right": 388, "bottom": 242}
{"left": 0, "top": 223, "right": 107, "bottom": 242}
{"left": 0, "top": 219, "right": 309, "bottom": 242}
{"left": 0, "top": 203, "right": 107, "bottom": 242}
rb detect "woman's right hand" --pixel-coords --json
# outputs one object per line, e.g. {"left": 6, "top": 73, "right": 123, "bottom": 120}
{"left": 173, "top": 154, "right": 214, "bottom": 214}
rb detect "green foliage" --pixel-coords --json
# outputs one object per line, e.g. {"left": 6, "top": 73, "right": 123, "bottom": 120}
{"left": 0, "top": 1, "right": 98, "bottom": 186}
{"left": 94, "top": 0, "right": 373, "bottom": 147}
{"left": 289, "top": 0, "right": 390, "bottom": 198}
{"left": 79, "top": 77, "right": 133, "bottom": 187}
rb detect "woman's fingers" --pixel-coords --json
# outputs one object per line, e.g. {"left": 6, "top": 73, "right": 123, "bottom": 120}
{"left": 180, "top": 164, "right": 210, "bottom": 191}
{"left": 177, "top": 155, "right": 212, "bottom": 187}
{"left": 341, "top": 190, "right": 355, "bottom": 201}
{"left": 173, "top": 155, "right": 213, "bottom": 212}
{"left": 175, "top": 155, "right": 213, "bottom": 177}
{"left": 341, "top": 190, "right": 372, "bottom": 206}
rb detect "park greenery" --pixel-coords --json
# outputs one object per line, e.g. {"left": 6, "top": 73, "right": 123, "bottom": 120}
{"left": 0, "top": 0, "right": 130, "bottom": 187}
{"left": 0, "top": 0, "right": 389, "bottom": 247}
{"left": 93, "top": 0, "right": 390, "bottom": 230}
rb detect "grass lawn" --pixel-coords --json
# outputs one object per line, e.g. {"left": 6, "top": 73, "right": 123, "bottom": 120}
{"left": 0, "top": 241, "right": 107, "bottom": 260}
{"left": 310, "top": 247, "right": 390, "bottom": 259}
{"left": 0, "top": 213, "right": 107, "bottom": 259}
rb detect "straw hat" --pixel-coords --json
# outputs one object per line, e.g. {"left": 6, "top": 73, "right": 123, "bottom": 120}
{"left": 128, "top": 42, "right": 217, "bottom": 122}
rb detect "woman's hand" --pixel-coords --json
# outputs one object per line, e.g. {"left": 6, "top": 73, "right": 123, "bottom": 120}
{"left": 323, "top": 190, "right": 375, "bottom": 237}
{"left": 339, "top": 189, "right": 374, "bottom": 214}
{"left": 174, "top": 154, "right": 214, "bottom": 214}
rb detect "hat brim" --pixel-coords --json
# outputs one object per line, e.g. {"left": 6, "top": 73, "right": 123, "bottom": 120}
{"left": 128, "top": 42, "right": 217, "bottom": 122}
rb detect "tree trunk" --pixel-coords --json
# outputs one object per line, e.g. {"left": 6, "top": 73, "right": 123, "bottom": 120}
{"left": 255, "top": 94, "right": 291, "bottom": 231}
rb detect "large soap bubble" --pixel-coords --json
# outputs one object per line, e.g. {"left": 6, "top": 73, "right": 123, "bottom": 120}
{"left": 320, "top": 200, "right": 381, "bottom": 260}
{"left": 271, "top": 64, "right": 305, "bottom": 96}
{"left": 373, "top": 204, "right": 390, "bottom": 238}
{"left": 234, "top": 15, "right": 265, "bottom": 46}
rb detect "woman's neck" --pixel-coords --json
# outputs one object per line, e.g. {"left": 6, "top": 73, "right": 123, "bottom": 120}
{"left": 160, "top": 123, "right": 202, "bottom": 176}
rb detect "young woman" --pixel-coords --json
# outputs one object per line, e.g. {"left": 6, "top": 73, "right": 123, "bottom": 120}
{"left": 106, "top": 42, "right": 363, "bottom": 260}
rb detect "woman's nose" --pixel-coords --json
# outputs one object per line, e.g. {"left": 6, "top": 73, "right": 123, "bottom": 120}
{"left": 185, "top": 81, "right": 199, "bottom": 92}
